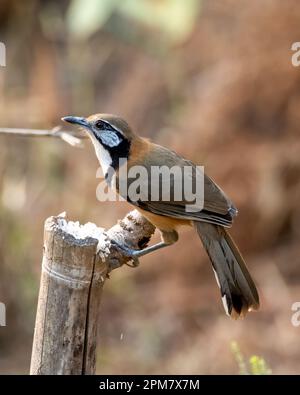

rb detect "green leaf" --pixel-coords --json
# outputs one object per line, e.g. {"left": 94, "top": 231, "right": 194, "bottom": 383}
{"left": 67, "top": 0, "right": 120, "bottom": 39}
{"left": 231, "top": 341, "right": 272, "bottom": 375}
{"left": 66, "top": 0, "right": 201, "bottom": 43}
{"left": 119, "top": 0, "right": 201, "bottom": 43}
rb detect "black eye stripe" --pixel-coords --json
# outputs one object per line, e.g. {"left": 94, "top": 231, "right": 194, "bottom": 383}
{"left": 93, "top": 128, "right": 130, "bottom": 170}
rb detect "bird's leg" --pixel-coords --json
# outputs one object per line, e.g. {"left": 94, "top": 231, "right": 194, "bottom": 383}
{"left": 111, "top": 230, "right": 178, "bottom": 267}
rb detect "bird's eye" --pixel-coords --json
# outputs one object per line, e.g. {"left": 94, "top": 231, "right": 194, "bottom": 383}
{"left": 95, "top": 120, "right": 110, "bottom": 130}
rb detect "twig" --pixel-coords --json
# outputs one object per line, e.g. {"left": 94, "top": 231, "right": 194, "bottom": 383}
{"left": 0, "top": 126, "right": 87, "bottom": 148}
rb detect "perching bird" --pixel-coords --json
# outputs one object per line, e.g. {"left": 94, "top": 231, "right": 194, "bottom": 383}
{"left": 63, "top": 114, "right": 259, "bottom": 319}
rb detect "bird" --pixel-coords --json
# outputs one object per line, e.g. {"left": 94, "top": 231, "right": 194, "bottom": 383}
{"left": 62, "top": 114, "right": 259, "bottom": 319}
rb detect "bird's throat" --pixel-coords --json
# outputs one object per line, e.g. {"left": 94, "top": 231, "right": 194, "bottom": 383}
{"left": 90, "top": 135, "right": 113, "bottom": 177}
{"left": 96, "top": 144, "right": 113, "bottom": 177}
{"left": 89, "top": 131, "right": 131, "bottom": 178}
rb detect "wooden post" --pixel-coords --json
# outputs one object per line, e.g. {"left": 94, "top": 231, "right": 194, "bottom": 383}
{"left": 30, "top": 211, "right": 155, "bottom": 375}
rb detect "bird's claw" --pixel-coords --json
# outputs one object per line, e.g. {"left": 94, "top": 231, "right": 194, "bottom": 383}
{"left": 125, "top": 257, "right": 140, "bottom": 268}
{"left": 110, "top": 239, "right": 140, "bottom": 268}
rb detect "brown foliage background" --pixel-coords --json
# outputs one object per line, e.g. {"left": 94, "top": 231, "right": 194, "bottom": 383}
{"left": 0, "top": 0, "right": 300, "bottom": 374}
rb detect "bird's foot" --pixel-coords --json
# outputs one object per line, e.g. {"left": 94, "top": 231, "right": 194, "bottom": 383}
{"left": 110, "top": 239, "right": 140, "bottom": 267}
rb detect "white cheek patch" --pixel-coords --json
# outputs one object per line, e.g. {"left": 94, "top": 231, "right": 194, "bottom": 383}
{"left": 100, "top": 131, "right": 122, "bottom": 147}
{"left": 89, "top": 133, "right": 113, "bottom": 176}
{"left": 95, "top": 144, "right": 113, "bottom": 176}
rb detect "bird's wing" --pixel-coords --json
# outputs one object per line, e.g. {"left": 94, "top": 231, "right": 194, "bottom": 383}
{"left": 119, "top": 145, "right": 237, "bottom": 227}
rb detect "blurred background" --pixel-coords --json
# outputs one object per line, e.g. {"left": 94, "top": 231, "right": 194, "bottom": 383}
{"left": 0, "top": 0, "right": 300, "bottom": 374}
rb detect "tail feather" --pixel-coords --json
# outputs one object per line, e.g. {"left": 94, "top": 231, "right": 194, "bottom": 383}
{"left": 194, "top": 221, "right": 259, "bottom": 319}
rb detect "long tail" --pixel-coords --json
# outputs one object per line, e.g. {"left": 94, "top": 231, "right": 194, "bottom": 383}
{"left": 194, "top": 221, "right": 259, "bottom": 319}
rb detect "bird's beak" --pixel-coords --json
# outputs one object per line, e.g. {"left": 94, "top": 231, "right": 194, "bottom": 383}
{"left": 62, "top": 116, "right": 89, "bottom": 128}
